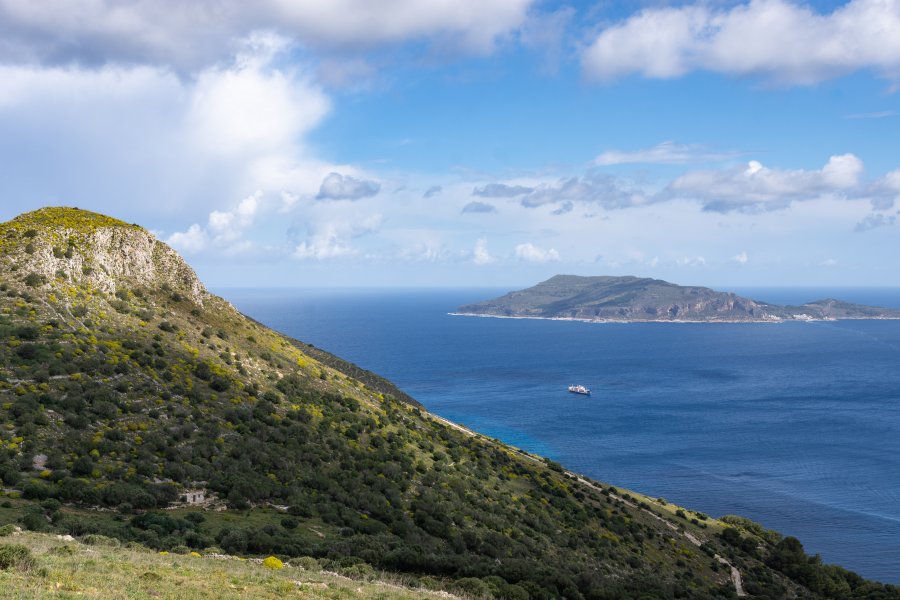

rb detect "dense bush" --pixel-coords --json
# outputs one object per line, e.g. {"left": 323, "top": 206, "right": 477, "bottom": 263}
{"left": 0, "top": 544, "right": 36, "bottom": 572}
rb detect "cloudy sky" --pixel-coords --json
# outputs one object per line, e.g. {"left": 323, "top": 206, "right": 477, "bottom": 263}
{"left": 1, "top": 0, "right": 899, "bottom": 288}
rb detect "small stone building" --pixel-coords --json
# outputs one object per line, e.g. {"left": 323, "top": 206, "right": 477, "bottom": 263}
{"left": 181, "top": 489, "right": 206, "bottom": 504}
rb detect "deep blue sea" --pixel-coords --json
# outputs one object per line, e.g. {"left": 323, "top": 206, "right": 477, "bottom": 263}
{"left": 221, "top": 287, "right": 900, "bottom": 585}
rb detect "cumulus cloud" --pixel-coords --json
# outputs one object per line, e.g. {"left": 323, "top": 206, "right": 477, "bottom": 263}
{"left": 520, "top": 172, "right": 646, "bottom": 210}
{"left": 166, "top": 224, "right": 208, "bottom": 254}
{"left": 472, "top": 238, "right": 495, "bottom": 265}
{"left": 0, "top": 37, "right": 343, "bottom": 224}
{"left": 665, "top": 154, "right": 865, "bottom": 212}
{"left": 583, "top": 0, "right": 900, "bottom": 85}
{"left": 732, "top": 250, "right": 749, "bottom": 264}
{"left": 884, "top": 169, "right": 900, "bottom": 191}
{"left": 186, "top": 34, "right": 330, "bottom": 160}
{"left": 855, "top": 212, "right": 896, "bottom": 232}
{"left": 552, "top": 201, "right": 574, "bottom": 215}
{"left": 208, "top": 193, "right": 260, "bottom": 240}
{"left": 515, "top": 242, "right": 560, "bottom": 263}
{"left": 316, "top": 172, "right": 381, "bottom": 200}
{"left": 472, "top": 182, "right": 535, "bottom": 198}
{"left": 461, "top": 201, "right": 497, "bottom": 214}
{"left": 676, "top": 256, "right": 707, "bottom": 267}
{"left": 0, "top": 0, "right": 534, "bottom": 70}
{"left": 167, "top": 191, "right": 262, "bottom": 254}
{"left": 293, "top": 214, "right": 381, "bottom": 260}
{"left": 595, "top": 141, "right": 738, "bottom": 166}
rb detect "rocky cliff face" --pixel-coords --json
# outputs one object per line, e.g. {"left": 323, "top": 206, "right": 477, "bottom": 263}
{"left": 0, "top": 207, "right": 207, "bottom": 305}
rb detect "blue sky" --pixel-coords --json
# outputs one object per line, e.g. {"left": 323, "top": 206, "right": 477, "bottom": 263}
{"left": 1, "top": 0, "right": 899, "bottom": 288}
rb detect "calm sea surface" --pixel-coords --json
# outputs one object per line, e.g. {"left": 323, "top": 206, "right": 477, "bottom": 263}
{"left": 221, "top": 287, "right": 900, "bottom": 584}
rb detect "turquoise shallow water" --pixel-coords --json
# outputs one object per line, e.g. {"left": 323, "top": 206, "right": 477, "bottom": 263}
{"left": 222, "top": 287, "right": 900, "bottom": 584}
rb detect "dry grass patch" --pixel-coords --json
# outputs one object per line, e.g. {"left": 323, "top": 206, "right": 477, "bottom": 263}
{"left": 0, "top": 532, "right": 460, "bottom": 600}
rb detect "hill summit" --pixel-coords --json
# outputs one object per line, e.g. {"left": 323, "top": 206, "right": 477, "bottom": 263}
{"left": 1, "top": 208, "right": 897, "bottom": 599}
{"left": 0, "top": 207, "right": 206, "bottom": 305}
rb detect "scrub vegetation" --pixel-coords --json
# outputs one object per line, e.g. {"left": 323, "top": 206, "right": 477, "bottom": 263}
{"left": 0, "top": 208, "right": 897, "bottom": 599}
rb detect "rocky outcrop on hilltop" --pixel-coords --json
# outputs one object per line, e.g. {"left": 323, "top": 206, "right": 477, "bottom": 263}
{"left": 0, "top": 207, "right": 206, "bottom": 305}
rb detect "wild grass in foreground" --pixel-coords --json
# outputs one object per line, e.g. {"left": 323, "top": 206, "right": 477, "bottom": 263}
{"left": 0, "top": 530, "right": 462, "bottom": 599}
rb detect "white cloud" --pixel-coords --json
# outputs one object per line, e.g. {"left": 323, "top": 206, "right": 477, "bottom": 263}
{"left": 522, "top": 173, "right": 647, "bottom": 210}
{"left": 462, "top": 201, "right": 497, "bottom": 214}
{"left": 423, "top": 185, "right": 442, "bottom": 198}
{"left": 855, "top": 212, "right": 896, "bottom": 232}
{"left": 167, "top": 191, "right": 262, "bottom": 253}
{"left": 472, "top": 238, "right": 495, "bottom": 265}
{"left": 207, "top": 192, "right": 260, "bottom": 241}
{"left": 0, "top": 37, "right": 348, "bottom": 227}
{"left": 676, "top": 255, "right": 707, "bottom": 267}
{"left": 472, "top": 183, "right": 534, "bottom": 198}
{"left": 515, "top": 242, "right": 560, "bottom": 263}
{"left": 186, "top": 34, "right": 330, "bottom": 160}
{"left": 666, "top": 154, "right": 865, "bottom": 212}
{"left": 821, "top": 154, "right": 864, "bottom": 188}
{"left": 595, "top": 141, "right": 739, "bottom": 166}
{"left": 883, "top": 169, "right": 900, "bottom": 191}
{"left": 583, "top": 0, "right": 900, "bottom": 85}
{"left": 732, "top": 250, "right": 749, "bottom": 264}
{"left": 166, "top": 224, "right": 208, "bottom": 254}
{"left": 293, "top": 214, "right": 382, "bottom": 260}
{"left": 293, "top": 226, "right": 357, "bottom": 260}
{"left": 316, "top": 172, "right": 381, "bottom": 201}
{"left": 0, "top": 0, "right": 533, "bottom": 70}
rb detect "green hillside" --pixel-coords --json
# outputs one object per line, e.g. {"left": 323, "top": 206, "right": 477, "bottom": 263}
{"left": 1, "top": 208, "right": 897, "bottom": 599}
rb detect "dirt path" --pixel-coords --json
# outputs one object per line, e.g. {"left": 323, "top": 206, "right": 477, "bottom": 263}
{"left": 430, "top": 413, "right": 747, "bottom": 596}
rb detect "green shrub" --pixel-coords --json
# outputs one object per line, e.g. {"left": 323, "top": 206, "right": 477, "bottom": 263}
{"left": 452, "top": 577, "right": 493, "bottom": 598}
{"left": 339, "top": 562, "right": 375, "bottom": 581}
{"left": 24, "top": 273, "right": 46, "bottom": 287}
{"left": 0, "top": 544, "right": 36, "bottom": 572}
{"left": 21, "top": 512, "right": 47, "bottom": 531}
{"left": 48, "top": 545, "right": 76, "bottom": 556}
{"left": 295, "top": 556, "right": 319, "bottom": 571}
{"left": 0, "top": 524, "right": 16, "bottom": 537}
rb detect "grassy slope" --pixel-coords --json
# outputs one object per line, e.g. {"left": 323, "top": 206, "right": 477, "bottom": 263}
{"left": 0, "top": 530, "right": 460, "bottom": 599}
{"left": 0, "top": 208, "right": 897, "bottom": 600}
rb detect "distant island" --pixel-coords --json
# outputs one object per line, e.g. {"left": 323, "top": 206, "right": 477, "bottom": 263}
{"left": 456, "top": 275, "right": 900, "bottom": 323}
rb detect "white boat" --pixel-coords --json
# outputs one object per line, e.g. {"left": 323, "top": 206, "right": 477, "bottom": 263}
{"left": 568, "top": 384, "right": 591, "bottom": 396}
